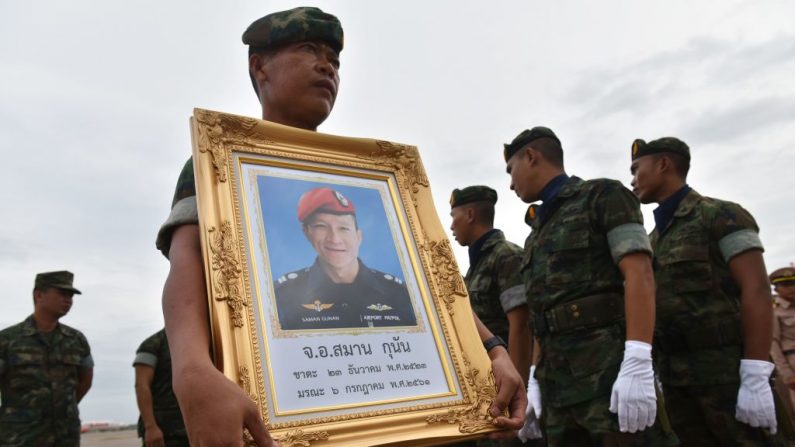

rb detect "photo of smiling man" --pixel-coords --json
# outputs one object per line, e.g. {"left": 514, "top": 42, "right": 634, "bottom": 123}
{"left": 274, "top": 187, "right": 418, "bottom": 330}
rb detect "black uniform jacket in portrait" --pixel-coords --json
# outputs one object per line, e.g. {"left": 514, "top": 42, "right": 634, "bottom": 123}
{"left": 275, "top": 259, "right": 417, "bottom": 330}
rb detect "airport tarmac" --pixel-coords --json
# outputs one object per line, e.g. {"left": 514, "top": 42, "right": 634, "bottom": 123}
{"left": 81, "top": 428, "right": 139, "bottom": 446}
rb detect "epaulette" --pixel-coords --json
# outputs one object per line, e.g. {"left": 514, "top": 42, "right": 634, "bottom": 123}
{"left": 373, "top": 269, "right": 404, "bottom": 285}
{"left": 275, "top": 268, "right": 309, "bottom": 286}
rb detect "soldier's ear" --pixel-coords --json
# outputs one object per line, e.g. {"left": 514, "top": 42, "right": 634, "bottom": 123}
{"left": 465, "top": 207, "right": 476, "bottom": 223}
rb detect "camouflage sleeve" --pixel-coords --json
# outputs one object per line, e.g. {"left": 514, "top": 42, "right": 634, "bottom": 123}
{"left": 496, "top": 248, "right": 526, "bottom": 312}
{"left": 133, "top": 332, "right": 162, "bottom": 368}
{"left": 593, "top": 181, "right": 651, "bottom": 262}
{"left": 155, "top": 158, "right": 198, "bottom": 258}
{"left": 78, "top": 331, "right": 94, "bottom": 369}
{"left": 709, "top": 201, "right": 763, "bottom": 262}
{"left": 606, "top": 223, "right": 652, "bottom": 263}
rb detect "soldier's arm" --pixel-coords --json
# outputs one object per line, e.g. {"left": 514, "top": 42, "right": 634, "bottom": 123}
{"left": 506, "top": 307, "right": 530, "bottom": 384}
{"left": 618, "top": 253, "right": 655, "bottom": 343}
{"left": 77, "top": 367, "right": 93, "bottom": 402}
{"left": 729, "top": 250, "right": 773, "bottom": 361}
{"left": 164, "top": 225, "right": 276, "bottom": 447}
{"left": 472, "top": 313, "right": 527, "bottom": 433}
{"left": 134, "top": 365, "right": 163, "bottom": 442}
{"left": 596, "top": 182, "right": 655, "bottom": 343}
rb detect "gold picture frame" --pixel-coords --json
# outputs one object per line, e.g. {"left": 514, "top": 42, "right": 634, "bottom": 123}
{"left": 190, "top": 108, "right": 499, "bottom": 446}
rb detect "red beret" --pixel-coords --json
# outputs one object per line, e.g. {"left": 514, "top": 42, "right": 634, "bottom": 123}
{"left": 297, "top": 188, "right": 356, "bottom": 222}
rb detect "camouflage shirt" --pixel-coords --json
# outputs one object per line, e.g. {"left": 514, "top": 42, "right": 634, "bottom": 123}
{"left": 521, "top": 176, "right": 651, "bottom": 407}
{"left": 133, "top": 329, "right": 187, "bottom": 440}
{"left": 156, "top": 157, "right": 197, "bottom": 258}
{"left": 0, "top": 315, "right": 93, "bottom": 447}
{"left": 651, "top": 189, "right": 763, "bottom": 386}
{"left": 464, "top": 229, "right": 525, "bottom": 342}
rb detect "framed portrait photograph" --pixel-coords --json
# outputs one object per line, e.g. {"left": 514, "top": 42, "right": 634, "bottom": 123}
{"left": 191, "top": 108, "right": 500, "bottom": 446}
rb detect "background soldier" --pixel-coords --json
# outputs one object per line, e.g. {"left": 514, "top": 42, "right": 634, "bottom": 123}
{"left": 506, "top": 127, "right": 677, "bottom": 446}
{"left": 156, "top": 8, "right": 525, "bottom": 445}
{"left": 134, "top": 328, "right": 188, "bottom": 447}
{"left": 630, "top": 136, "right": 783, "bottom": 445}
{"left": 449, "top": 186, "right": 529, "bottom": 382}
{"left": 449, "top": 185, "right": 530, "bottom": 447}
{"left": 770, "top": 267, "right": 795, "bottom": 421}
{"left": 0, "top": 271, "right": 93, "bottom": 447}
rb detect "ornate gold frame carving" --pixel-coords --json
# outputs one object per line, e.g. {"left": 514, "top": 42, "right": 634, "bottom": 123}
{"left": 191, "top": 109, "right": 498, "bottom": 446}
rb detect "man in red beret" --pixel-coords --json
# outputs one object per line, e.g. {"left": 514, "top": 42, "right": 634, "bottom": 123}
{"left": 275, "top": 187, "right": 417, "bottom": 329}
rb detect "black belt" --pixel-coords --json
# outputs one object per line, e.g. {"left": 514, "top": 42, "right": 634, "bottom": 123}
{"left": 783, "top": 349, "right": 795, "bottom": 356}
{"left": 533, "top": 293, "right": 623, "bottom": 336}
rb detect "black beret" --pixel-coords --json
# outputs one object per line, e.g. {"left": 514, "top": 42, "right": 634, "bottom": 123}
{"left": 631, "top": 137, "right": 691, "bottom": 161}
{"left": 449, "top": 185, "right": 497, "bottom": 209}
{"left": 503, "top": 126, "right": 560, "bottom": 162}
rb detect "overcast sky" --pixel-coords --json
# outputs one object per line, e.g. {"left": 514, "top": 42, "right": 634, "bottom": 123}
{"left": 1, "top": 0, "right": 794, "bottom": 424}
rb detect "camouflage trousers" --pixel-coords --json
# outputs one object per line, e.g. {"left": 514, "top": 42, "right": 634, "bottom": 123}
{"left": 664, "top": 382, "right": 787, "bottom": 446}
{"left": 0, "top": 418, "right": 80, "bottom": 447}
{"left": 543, "top": 393, "right": 679, "bottom": 447}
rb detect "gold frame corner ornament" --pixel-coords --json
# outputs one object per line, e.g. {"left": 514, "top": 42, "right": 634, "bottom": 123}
{"left": 422, "top": 239, "right": 467, "bottom": 315}
{"left": 426, "top": 356, "right": 497, "bottom": 433}
{"left": 208, "top": 220, "right": 247, "bottom": 328}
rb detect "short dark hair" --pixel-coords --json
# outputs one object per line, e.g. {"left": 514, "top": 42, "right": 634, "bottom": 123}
{"left": 468, "top": 201, "right": 495, "bottom": 227}
{"left": 528, "top": 137, "right": 564, "bottom": 168}
{"left": 248, "top": 46, "right": 278, "bottom": 98}
{"left": 654, "top": 152, "right": 690, "bottom": 179}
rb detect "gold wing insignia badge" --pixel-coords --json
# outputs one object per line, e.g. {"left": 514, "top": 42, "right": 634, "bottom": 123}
{"left": 302, "top": 300, "right": 334, "bottom": 312}
{"left": 367, "top": 303, "right": 393, "bottom": 311}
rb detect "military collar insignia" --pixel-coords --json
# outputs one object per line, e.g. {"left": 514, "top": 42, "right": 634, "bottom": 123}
{"left": 367, "top": 303, "right": 393, "bottom": 311}
{"left": 302, "top": 300, "right": 334, "bottom": 312}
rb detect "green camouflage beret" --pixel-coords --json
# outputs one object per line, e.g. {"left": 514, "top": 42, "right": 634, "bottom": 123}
{"left": 449, "top": 185, "right": 497, "bottom": 209}
{"left": 35, "top": 270, "right": 81, "bottom": 294}
{"left": 242, "top": 7, "right": 343, "bottom": 53}
{"left": 631, "top": 137, "right": 691, "bottom": 161}
{"left": 770, "top": 267, "right": 795, "bottom": 285}
{"left": 503, "top": 126, "right": 560, "bottom": 162}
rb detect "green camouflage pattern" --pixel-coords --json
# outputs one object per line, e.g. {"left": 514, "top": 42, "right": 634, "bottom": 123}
{"left": 134, "top": 330, "right": 187, "bottom": 443}
{"left": 449, "top": 185, "right": 497, "bottom": 209}
{"left": 664, "top": 383, "right": 787, "bottom": 446}
{"left": 34, "top": 271, "right": 81, "bottom": 295}
{"left": 171, "top": 158, "right": 195, "bottom": 208}
{"left": 464, "top": 230, "right": 525, "bottom": 342}
{"left": 521, "top": 177, "right": 674, "bottom": 445}
{"left": 543, "top": 392, "right": 676, "bottom": 446}
{"left": 0, "top": 316, "right": 92, "bottom": 447}
{"left": 651, "top": 189, "right": 761, "bottom": 387}
{"left": 242, "top": 7, "right": 343, "bottom": 53}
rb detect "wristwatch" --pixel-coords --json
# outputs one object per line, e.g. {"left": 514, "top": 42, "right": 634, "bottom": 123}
{"left": 483, "top": 335, "right": 507, "bottom": 353}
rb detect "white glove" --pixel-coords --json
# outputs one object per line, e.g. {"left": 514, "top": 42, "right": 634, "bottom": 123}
{"left": 736, "top": 359, "right": 777, "bottom": 434}
{"left": 609, "top": 341, "right": 657, "bottom": 433}
{"left": 518, "top": 365, "right": 543, "bottom": 441}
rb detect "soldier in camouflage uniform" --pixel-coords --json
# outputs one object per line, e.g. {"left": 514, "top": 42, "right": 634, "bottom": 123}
{"left": 506, "top": 127, "right": 678, "bottom": 446}
{"left": 0, "top": 271, "right": 93, "bottom": 447}
{"left": 630, "top": 136, "right": 784, "bottom": 445}
{"left": 134, "top": 329, "right": 188, "bottom": 447}
{"left": 448, "top": 185, "right": 530, "bottom": 447}
{"left": 156, "top": 8, "right": 526, "bottom": 445}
